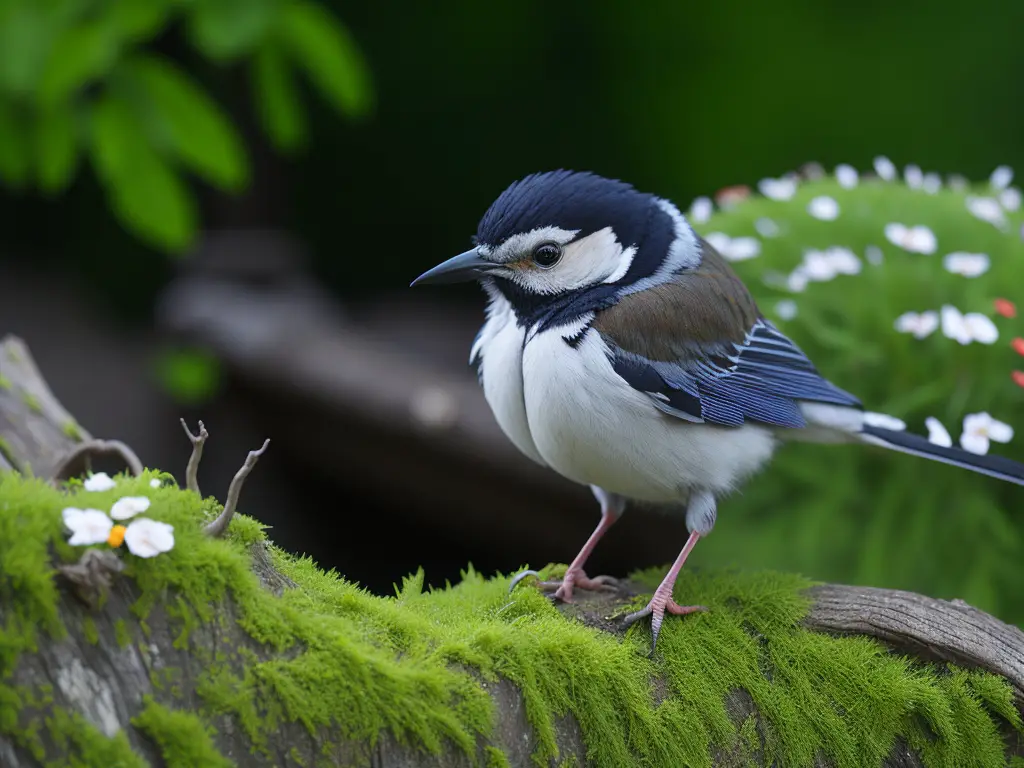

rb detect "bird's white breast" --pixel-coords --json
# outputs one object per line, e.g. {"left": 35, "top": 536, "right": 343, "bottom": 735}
{"left": 473, "top": 293, "right": 548, "bottom": 467}
{"left": 519, "top": 317, "right": 777, "bottom": 501}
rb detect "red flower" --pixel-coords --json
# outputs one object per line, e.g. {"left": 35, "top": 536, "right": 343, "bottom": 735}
{"left": 1013, "top": 371, "right": 1024, "bottom": 388}
{"left": 1014, "top": 338, "right": 1024, "bottom": 356}
{"left": 994, "top": 298, "right": 1017, "bottom": 318}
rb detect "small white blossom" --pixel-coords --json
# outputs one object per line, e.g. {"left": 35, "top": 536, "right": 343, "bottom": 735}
{"left": 110, "top": 495, "right": 151, "bottom": 521}
{"left": 83, "top": 472, "right": 116, "bottom": 492}
{"left": 943, "top": 252, "right": 990, "bottom": 278}
{"left": 966, "top": 195, "right": 1006, "bottom": 227}
{"left": 774, "top": 299, "right": 798, "bottom": 320}
{"left": 62, "top": 508, "right": 114, "bottom": 546}
{"left": 689, "top": 196, "right": 713, "bottom": 224}
{"left": 786, "top": 270, "right": 809, "bottom": 293}
{"left": 925, "top": 417, "right": 953, "bottom": 448}
{"left": 904, "top": 164, "right": 924, "bottom": 189}
{"left": 884, "top": 223, "right": 937, "bottom": 254}
{"left": 1000, "top": 187, "right": 1021, "bottom": 212}
{"left": 865, "top": 245, "right": 884, "bottom": 265}
{"left": 990, "top": 165, "right": 1013, "bottom": 190}
{"left": 149, "top": 478, "right": 161, "bottom": 488}
{"left": 960, "top": 412, "right": 1014, "bottom": 455}
{"left": 864, "top": 412, "right": 906, "bottom": 431}
{"left": 808, "top": 196, "right": 840, "bottom": 220}
{"left": 947, "top": 174, "right": 968, "bottom": 191}
{"left": 754, "top": 217, "right": 780, "bottom": 237}
{"left": 940, "top": 305, "right": 999, "bottom": 345}
{"left": 705, "top": 232, "right": 761, "bottom": 261}
{"left": 894, "top": 311, "right": 939, "bottom": 339}
{"left": 824, "top": 246, "right": 861, "bottom": 275}
{"left": 801, "top": 252, "right": 838, "bottom": 282}
{"left": 922, "top": 173, "right": 942, "bottom": 194}
{"left": 123, "top": 518, "right": 175, "bottom": 558}
{"left": 835, "top": 164, "right": 858, "bottom": 188}
{"left": 758, "top": 176, "right": 798, "bottom": 201}
{"left": 873, "top": 156, "right": 897, "bottom": 181}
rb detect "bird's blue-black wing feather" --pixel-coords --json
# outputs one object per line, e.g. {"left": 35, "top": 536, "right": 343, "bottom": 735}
{"left": 607, "top": 320, "right": 862, "bottom": 429}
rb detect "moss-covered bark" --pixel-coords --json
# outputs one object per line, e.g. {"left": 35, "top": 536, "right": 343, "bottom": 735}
{"left": 0, "top": 472, "right": 1022, "bottom": 768}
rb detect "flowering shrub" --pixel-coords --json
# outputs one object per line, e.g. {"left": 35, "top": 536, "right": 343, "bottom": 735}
{"left": 686, "top": 160, "right": 1024, "bottom": 624}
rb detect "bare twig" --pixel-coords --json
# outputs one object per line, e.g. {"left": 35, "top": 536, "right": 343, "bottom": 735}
{"left": 56, "top": 549, "right": 125, "bottom": 607}
{"left": 50, "top": 439, "right": 144, "bottom": 484}
{"left": 179, "top": 418, "right": 209, "bottom": 495}
{"left": 204, "top": 439, "right": 270, "bottom": 538}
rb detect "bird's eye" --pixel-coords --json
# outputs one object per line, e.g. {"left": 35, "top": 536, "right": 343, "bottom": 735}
{"left": 532, "top": 242, "right": 562, "bottom": 269}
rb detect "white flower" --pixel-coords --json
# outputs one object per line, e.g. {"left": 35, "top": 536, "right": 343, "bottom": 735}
{"left": 922, "top": 173, "right": 942, "bottom": 194}
{"left": 947, "top": 174, "right": 968, "bottom": 191}
{"left": 884, "top": 223, "right": 937, "bottom": 254}
{"left": 62, "top": 508, "right": 114, "bottom": 546}
{"left": 904, "top": 164, "right": 923, "bottom": 189}
{"left": 149, "top": 478, "right": 161, "bottom": 489}
{"left": 824, "top": 246, "right": 861, "bottom": 275}
{"left": 758, "top": 176, "right": 798, "bottom": 201}
{"left": 689, "top": 196, "right": 713, "bottom": 223}
{"left": 990, "top": 165, "right": 1013, "bottom": 190}
{"left": 940, "top": 305, "right": 998, "bottom": 345}
{"left": 122, "top": 518, "right": 175, "bottom": 558}
{"left": 864, "top": 412, "right": 906, "bottom": 431}
{"left": 83, "top": 472, "right": 116, "bottom": 492}
{"left": 705, "top": 232, "right": 761, "bottom": 262}
{"left": 807, "top": 196, "right": 840, "bottom": 220}
{"left": 835, "top": 164, "right": 858, "bottom": 188}
{"left": 786, "top": 270, "right": 809, "bottom": 293}
{"left": 966, "top": 195, "right": 1006, "bottom": 227}
{"left": 754, "top": 217, "right": 780, "bottom": 237}
{"left": 873, "top": 156, "right": 897, "bottom": 181}
{"left": 925, "top": 417, "right": 952, "bottom": 448}
{"left": 774, "top": 300, "right": 798, "bottom": 320}
{"left": 110, "top": 496, "right": 151, "bottom": 521}
{"left": 960, "top": 412, "right": 1014, "bottom": 456}
{"left": 801, "top": 251, "right": 838, "bottom": 281}
{"left": 1000, "top": 187, "right": 1021, "bottom": 212}
{"left": 894, "top": 311, "right": 939, "bottom": 339}
{"left": 943, "top": 252, "right": 990, "bottom": 278}
{"left": 865, "top": 245, "right": 884, "bottom": 265}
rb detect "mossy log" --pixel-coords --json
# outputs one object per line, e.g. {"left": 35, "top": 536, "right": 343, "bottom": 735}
{"left": 2, "top": 334, "right": 1024, "bottom": 768}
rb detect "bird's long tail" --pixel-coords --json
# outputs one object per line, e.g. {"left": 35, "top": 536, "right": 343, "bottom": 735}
{"left": 860, "top": 422, "right": 1024, "bottom": 486}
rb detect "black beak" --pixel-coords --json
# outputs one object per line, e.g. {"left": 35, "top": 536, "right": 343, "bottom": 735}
{"left": 410, "top": 249, "right": 495, "bottom": 287}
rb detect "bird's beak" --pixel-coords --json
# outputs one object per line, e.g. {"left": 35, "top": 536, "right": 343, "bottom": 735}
{"left": 410, "top": 249, "right": 496, "bottom": 287}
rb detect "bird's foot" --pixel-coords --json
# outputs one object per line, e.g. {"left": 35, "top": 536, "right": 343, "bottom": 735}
{"left": 622, "top": 592, "right": 707, "bottom": 655}
{"left": 508, "top": 568, "right": 620, "bottom": 602}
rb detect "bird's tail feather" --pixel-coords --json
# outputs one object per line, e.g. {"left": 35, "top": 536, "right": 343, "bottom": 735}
{"left": 860, "top": 423, "right": 1024, "bottom": 487}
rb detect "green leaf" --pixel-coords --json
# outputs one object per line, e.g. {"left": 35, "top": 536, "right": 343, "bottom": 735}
{"left": 280, "top": 0, "right": 372, "bottom": 118}
{"left": 0, "top": 103, "right": 31, "bottom": 187}
{"left": 35, "top": 104, "right": 79, "bottom": 193}
{"left": 0, "top": 4, "right": 50, "bottom": 95}
{"left": 252, "top": 43, "right": 306, "bottom": 151}
{"left": 38, "top": 22, "right": 119, "bottom": 107}
{"left": 187, "top": 0, "right": 276, "bottom": 62}
{"left": 152, "top": 347, "right": 223, "bottom": 405}
{"left": 108, "top": 0, "right": 173, "bottom": 42}
{"left": 89, "top": 94, "right": 196, "bottom": 252}
{"left": 128, "top": 54, "right": 248, "bottom": 191}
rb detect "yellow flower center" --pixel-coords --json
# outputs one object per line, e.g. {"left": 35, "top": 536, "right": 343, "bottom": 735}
{"left": 108, "top": 525, "right": 127, "bottom": 548}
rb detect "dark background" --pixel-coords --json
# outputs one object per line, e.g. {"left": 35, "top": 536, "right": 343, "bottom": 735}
{"left": 2, "top": 1, "right": 1023, "bottom": 600}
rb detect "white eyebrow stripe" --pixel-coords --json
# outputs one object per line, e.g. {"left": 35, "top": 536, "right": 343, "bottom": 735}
{"left": 492, "top": 226, "right": 580, "bottom": 262}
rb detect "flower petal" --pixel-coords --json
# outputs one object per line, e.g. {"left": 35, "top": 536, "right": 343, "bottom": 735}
{"left": 757, "top": 177, "right": 798, "bottom": 201}
{"left": 754, "top": 217, "right": 780, "bottom": 237}
{"left": 873, "top": 156, "right": 896, "bottom": 181}
{"left": 960, "top": 431, "right": 991, "bottom": 455}
{"left": 835, "top": 164, "right": 858, "bottom": 188}
{"left": 110, "top": 495, "right": 152, "bottom": 521}
{"left": 149, "top": 478, "right": 161, "bottom": 488}
{"left": 986, "top": 419, "right": 1014, "bottom": 443}
{"left": 689, "top": 196, "right": 713, "bottom": 223}
{"left": 994, "top": 298, "right": 1017, "bottom": 318}
{"left": 807, "top": 196, "right": 840, "bottom": 221}
{"left": 123, "top": 518, "right": 175, "bottom": 558}
{"left": 925, "top": 417, "right": 952, "bottom": 448}
{"left": 964, "top": 313, "right": 999, "bottom": 344}
{"left": 83, "top": 472, "right": 116, "bottom": 492}
{"left": 942, "top": 252, "right": 990, "bottom": 278}
{"left": 864, "top": 412, "right": 906, "bottom": 431}
{"left": 922, "top": 172, "right": 942, "bottom": 194}
{"left": 865, "top": 246, "right": 884, "bottom": 265}
{"left": 990, "top": 165, "right": 1013, "bottom": 190}
{"left": 966, "top": 195, "right": 1005, "bottom": 227}
{"left": 1000, "top": 187, "right": 1021, "bottom": 212}
{"left": 66, "top": 509, "right": 114, "bottom": 546}
{"left": 774, "top": 299, "right": 798, "bottom": 320}
{"left": 904, "top": 164, "right": 923, "bottom": 189}
{"left": 941, "top": 305, "right": 971, "bottom": 344}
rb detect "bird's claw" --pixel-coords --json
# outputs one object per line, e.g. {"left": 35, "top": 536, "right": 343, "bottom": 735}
{"left": 622, "top": 597, "right": 707, "bottom": 656}
{"left": 508, "top": 569, "right": 621, "bottom": 602}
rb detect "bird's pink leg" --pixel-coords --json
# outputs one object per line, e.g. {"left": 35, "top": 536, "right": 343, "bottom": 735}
{"left": 622, "top": 530, "right": 707, "bottom": 653}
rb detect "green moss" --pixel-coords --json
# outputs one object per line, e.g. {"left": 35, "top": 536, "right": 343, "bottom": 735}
{"left": 46, "top": 709, "right": 145, "bottom": 767}
{"left": 0, "top": 436, "right": 14, "bottom": 467}
{"left": 82, "top": 616, "right": 99, "bottom": 645}
{"left": 0, "top": 374, "right": 11, "bottom": 391}
{"left": 21, "top": 392, "right": 42, "bottom": 414}
{"left": 62, "top": 420, "right": 83, "bottom": 441}
{"left": 485, "top": 745, "right": 512, "bottom": 768}
{"left": 131, "top": 696, "right": 233, "bottom": 767}
{"left": 0, "top": 471, "right": 1021, "bottom": 767}
{"left": 114, "top": 619, "right": 131, "bottom": 648}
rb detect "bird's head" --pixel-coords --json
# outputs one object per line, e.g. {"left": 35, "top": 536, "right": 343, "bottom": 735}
{"left": 411, "top": 170, "right": 702, "bottom": 319}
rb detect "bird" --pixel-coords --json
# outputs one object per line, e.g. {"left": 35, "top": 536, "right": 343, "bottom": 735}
{"left": 410, "top": 169, "right": 1024, "bottom": 652}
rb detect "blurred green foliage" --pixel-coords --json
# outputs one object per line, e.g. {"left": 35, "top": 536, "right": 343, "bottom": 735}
{"left": 0, "top": 0, "right": 371, "bottom": 252}
{"left": 686, "top": 167, "right": 1024, "bottom": 624}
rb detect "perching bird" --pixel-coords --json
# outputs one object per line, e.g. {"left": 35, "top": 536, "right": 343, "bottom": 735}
{"left": 410, "top": 170, "right": 1024, "bottom": 651}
